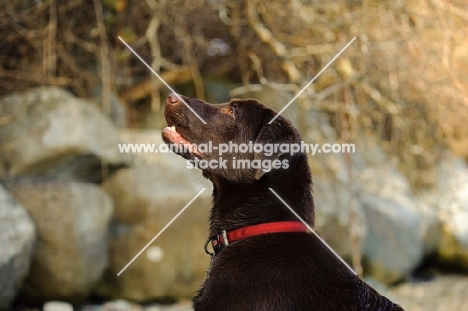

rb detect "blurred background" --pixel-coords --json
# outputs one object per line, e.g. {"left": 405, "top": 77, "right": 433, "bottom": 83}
{"left": 1, "top": 0, "right": 468, "bottom": 310}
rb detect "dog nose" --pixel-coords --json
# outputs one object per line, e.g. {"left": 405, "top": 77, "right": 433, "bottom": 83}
{"left": 166, "top": 93, "right": 180, "bottom": 106}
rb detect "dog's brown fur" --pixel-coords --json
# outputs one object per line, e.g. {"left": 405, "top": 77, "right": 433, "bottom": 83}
{"left": 163, "top": 94, "right": 404, "bottom": 311}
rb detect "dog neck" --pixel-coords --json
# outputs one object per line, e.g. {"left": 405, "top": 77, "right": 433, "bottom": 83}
{"left": 207, "top": 155, "right": 314, "bottom": 236}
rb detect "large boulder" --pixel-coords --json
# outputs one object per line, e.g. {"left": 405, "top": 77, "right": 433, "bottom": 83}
{"left": 0, "top": 87, "right": 128, "bottom": 182}
{"left": 308, "top": 128, "right": 430, "bottom": 284}
{"left": 0, "top": 185, "right": 35, "bottom": 310}
{"left": 97, "top": 162, "right": 212, "bottom": 301}
{"left": 360, "top": 194, "right": 424, "bottom": 283}
{"left": 353, "top": 139, "right": 428, "bottom": 284}
{"left": 313, "top": 177, "right": 366, "bottom": 261}
{"left": 433, "top": 154, "right": 468, "bottom": 270}
{"left": 302, "top": 112, "right": 367, "bottom": 264}
{"left": 5, "top": 180, "right": 113, "bottom": 304}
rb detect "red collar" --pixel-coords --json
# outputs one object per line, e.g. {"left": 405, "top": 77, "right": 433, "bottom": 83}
{"left": 204, "top": 221, "right": 307, "bottom": 255}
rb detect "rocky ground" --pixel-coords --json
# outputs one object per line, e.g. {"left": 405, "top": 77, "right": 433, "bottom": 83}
{"left": 383, "top": 275, "right": 468, "bottom": 311}
{"left": 21, "top": 275, "right": 466, "bottom": 311}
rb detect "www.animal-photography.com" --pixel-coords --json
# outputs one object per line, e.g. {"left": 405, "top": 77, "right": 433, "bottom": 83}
{"left": 1, "top": 1, "right": 468, "bottom": 310}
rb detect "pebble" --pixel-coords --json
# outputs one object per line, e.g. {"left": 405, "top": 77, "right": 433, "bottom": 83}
{"left": 101, "top": 300, "right": 142, "bottom": 311}
{"left": 43, "top": 301, "right": 74, "bottom": 311}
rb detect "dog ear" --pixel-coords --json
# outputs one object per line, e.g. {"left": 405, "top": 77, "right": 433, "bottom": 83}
{"left": 253, "top": 109, "right": 300, "bottom": 180}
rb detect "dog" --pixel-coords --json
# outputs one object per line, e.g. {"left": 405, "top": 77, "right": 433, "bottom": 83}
{"left": 162, "top": 93, "right": 404, "bottom": 311}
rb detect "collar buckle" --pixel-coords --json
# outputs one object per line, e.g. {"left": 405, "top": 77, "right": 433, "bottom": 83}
{"left": 204, "top": 230, "right": 229, "bottom": 256}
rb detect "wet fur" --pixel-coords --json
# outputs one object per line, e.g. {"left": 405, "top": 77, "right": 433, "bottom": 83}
{"left": 163, "top": 95, "right": 404, "bottom": 311}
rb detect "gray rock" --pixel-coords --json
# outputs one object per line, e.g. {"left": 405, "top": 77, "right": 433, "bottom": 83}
{"left": 97, "top": 167, "right": 212, "bottom": 301}
{"left": 413, "top": 199, "right": 440, "bottom": 257}
{"left": 313, "top": 177, "right": 366, "bottom": 261}
{"left": 353, "top": 140, "right": 427, "bottom": 284}
{"left": 0, "top": 185, "right": 36, "bottom": 310}
{"left": 5, "top": 180, "right": 113, "bottom": 304}
{"left": 300, "top": 111, "right": 367, "bottom": 266}
{"left": 101, "top": 299, "right": 140, "bottom": 311}
{"left": 309, "top": 135, "right": 430, "bottom": 284}
{"left": 0, "top": 86, "right": 128, "bottom": 182}
{"left": 433, "top": 154, "right": 468, "bottom": 270}
{"left": 360, "top": 194, "right": 424, "bottom": 284}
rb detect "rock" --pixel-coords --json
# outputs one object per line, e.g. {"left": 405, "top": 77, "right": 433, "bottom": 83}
{"left": 433, "top": 154, "right": 468, "bottom": 270}
{"left": 299, "top": 111, "right": 367, "bottom": 263}
{"left": 413, "top": 200, "right": 440, "bottom": 257}
{"left": 313, "top": 177, "right": 366, "bottom": 261}
{"left": 102, "top": 299, "right": 141, "bottom": 311}
{"left": 353, "top": 140, "right": 427, "bottom": 284}
{"left": 97, "top": 167, "right": 212, "bottom": 301}
{"left": 308, "top": 134, "right": 429, "bottom": 284}
{"left": 43, "top": 301, "right": 74, "bottom": 311}
{"left": 4, "top": 180, "right": 113, "bottom": 304}
{"left": 360, "top": 194, "right": 424, "bottom": 284}
{"left": 0, "top": 185, "right": 36, "bottom": 310}
{"left": 0, "top": 86, "right": 128, "bottom": 182}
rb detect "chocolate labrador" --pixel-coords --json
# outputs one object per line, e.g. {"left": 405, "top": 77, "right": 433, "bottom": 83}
{"left": 162, "top": 93, "right": 404, "bottom": 311}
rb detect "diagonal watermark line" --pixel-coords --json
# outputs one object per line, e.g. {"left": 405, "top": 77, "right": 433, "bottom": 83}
{"left": 269, "top": 37, "right": 356, "bottom": 124}
{"left": 268, "top": 188, "right": 357, "bottom": 275}
{"left": 118, "top": 36, "right": 207, "bottom": 124}
{"left": 117, "top": 188, "right": 206, "bottom": 276}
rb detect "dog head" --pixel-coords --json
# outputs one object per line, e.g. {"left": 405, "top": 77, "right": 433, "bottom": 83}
{"left": 162, "top": 93, "right": 304, "bottom": 183}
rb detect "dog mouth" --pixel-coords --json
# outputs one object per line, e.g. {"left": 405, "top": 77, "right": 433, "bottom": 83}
{"left": 162, "top": 124, "right": 201, "bottom": 156}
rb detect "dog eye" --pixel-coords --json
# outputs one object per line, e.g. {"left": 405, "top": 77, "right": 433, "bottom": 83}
{"left": 221, "top": 107, "right": 235, "bottom": 115}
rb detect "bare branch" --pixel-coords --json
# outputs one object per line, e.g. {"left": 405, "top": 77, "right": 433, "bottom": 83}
{"left": 93, "top": 0, "right": 112, "bottom": 115}
{"left": 145, "top": 0, "right": 166, "bottom": 112}
{"left": 44, "top": 0, "right": 57, "bottom": 82}
{"left": 246, "top": 0, "right": 301, "bottom": 83}
{"left": 176, "top": 25, "right": 206, "bottom": 100}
